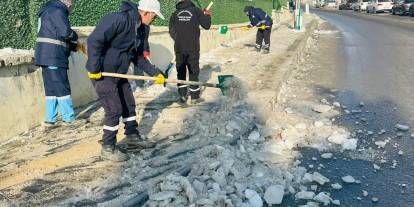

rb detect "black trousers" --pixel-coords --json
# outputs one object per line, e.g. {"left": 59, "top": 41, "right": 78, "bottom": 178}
{"left": 92, "top": 77, "right": 139, "bottom": 146}
{"left": 175, "top": 51, "right": 201, "bottom": 99}
{"left": 256, "top": 26, "right": 272, "bottom": 50}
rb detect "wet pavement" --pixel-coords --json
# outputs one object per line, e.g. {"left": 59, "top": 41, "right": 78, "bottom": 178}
{"left": 295, "top": 9, "right": 414, "bottom": 207}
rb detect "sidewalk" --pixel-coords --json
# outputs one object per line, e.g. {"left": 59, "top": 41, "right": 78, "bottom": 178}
{"left": 0, "top": 14, "right": 322, "bottom": 206}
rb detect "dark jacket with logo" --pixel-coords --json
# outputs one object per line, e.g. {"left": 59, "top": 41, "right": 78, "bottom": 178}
{"left": 247, "top": 7, "right": 273, "bottom": 27}
{"left": 86, "top": 1, "right": 158, "bottom": 76}
{"left": 169, "top": 0, "right": 211, "bottom": 53}
{"left": 35, "top": 0, "right": 78, "bottom": 68}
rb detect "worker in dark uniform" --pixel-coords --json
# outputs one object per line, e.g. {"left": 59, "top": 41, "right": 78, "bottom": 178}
{"left": 169, "top": 0, "right": 211, "bottom": 105}
{"left": 35, "top": 0, "right": 78, "bottom": 129}
{"left": 86, "top": 0, "right": 166, "bottom": 162}
{"left": 244, "top": 6, "right": 273, "bottom": 54}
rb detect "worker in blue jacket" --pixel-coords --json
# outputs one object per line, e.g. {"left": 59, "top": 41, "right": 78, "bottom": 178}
{"left": 244, "top": 6, "right": 273, "bottom": 54}
{"left": 35, "top": 0, "right": 78, "bottom": 129}
{"left": 86, "top": 0, "right": 166, "bottom": 162}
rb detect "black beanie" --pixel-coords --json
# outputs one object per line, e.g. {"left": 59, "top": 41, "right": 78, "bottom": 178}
{"left": 244, "top": 6, "right": 253, "bottom": 13}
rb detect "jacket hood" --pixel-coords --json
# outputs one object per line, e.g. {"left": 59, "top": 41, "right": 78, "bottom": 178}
{"left": 176, "top": 0, "right": 195, "bottom": 9}
{"left": 121, "top": 1, "right": 140, "bottom": 26}
{"left": 121, "top": 1, "right": 138, "bottom": 12}
{"left": 38, "top": 0, "right": 68, "bottom": 17}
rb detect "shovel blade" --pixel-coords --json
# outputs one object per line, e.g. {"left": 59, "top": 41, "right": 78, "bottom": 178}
{"left": 217, "top": 75, "right": 234, "bottom": 96}
{"left": 219, "top": 26, "right": 229, "bottom": 34}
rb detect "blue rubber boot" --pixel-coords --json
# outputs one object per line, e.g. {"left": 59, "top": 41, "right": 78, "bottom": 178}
{"left": 57, "top": 95, "right": 75, "bottom": 123}
{"left": 45, "top": 96, "right": 58, "bottom": 123}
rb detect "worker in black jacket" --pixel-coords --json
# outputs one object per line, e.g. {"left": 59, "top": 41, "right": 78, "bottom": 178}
{"left": 244, "top": 6, "right": 273, "bottom": 54}
{"left": 86, "top": 0, "right": 165, "bottom": 162}
{"left": 169, "top": 0, "right": 211, "bottom": 105}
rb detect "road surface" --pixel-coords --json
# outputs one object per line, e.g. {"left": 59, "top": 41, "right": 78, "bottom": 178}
{"left": 306, "top": 9, "right": 414, "bottom": 206}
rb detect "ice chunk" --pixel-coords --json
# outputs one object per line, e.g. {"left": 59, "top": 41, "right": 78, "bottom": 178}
{"left": 342, "top": 138, "right": 358, "bottom": 150}
{"left": 331, "top": 183, "right": 342, "bottom": 190}
{"left": 312, "top": 172, "right": 330, "bottom": 185}
{"left": 313, "top": 105, "right": 332, "bottom": 113}
{"left": 342, "top": 175, "right": 356, "bottom": 183}
{"left": 248, "top": 131, "right": 262, "bottom": 142}
{"left": 313, "top": 192, "right": 332, "bottom": 205}
{"left": 264, "top": 185, "right": 284, "bottom": 205}
{"left": 395, "top": 124, "right": 410, "bottom": 131}
{"left": 295, "top": 191, "right": 315, "bottom": 200}
{"left": 375, "top": 140, "right": 388, "bottom": 148}
{"left": 245, "top": 189, "right": 263, "bottom": 207}
{"left": 321, "top": 153, "right": 333, "bottom": 159}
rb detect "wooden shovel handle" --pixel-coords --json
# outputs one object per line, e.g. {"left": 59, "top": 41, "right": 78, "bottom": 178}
{"left": 102, "top": 72, "right": 218, "bottom": 88}
{"left": 206, "top": 2, "right": 214, "bottom": 10}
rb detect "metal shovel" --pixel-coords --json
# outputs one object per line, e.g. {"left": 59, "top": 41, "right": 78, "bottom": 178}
{"left": 101, "top": 72, "right": 234, "bottom": 96}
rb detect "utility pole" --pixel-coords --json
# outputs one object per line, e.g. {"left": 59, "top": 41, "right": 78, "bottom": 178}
{"left": 294, "top": 0, "right": 303, "bottom": 30}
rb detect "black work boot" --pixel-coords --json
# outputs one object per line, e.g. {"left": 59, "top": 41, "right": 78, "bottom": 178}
{"left": 190, "top": 97, "right": 205, "bottom": 105}
{"left": 177, "top": 96, "right": 189, "bottom": 107}
{"left": 101, "top": 145, "right": 129, "bottom": 162}
{"left": 124, "top": 133, "right": 156, "bottom": 149}
{"left": 262, "top": 44, "right": 270, "bottom": 54}
{"left": 254, "top": 44, "right": 261, "bottom": 52}
{"left": 179, "top": 96, "right": 188, "bottom": 103}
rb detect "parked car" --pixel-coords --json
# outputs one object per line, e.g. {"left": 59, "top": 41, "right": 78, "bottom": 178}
{"left": 340, "top": 0, "right": 358, "bottom": 9}
{"left": 326, "top": 0, "right": 337, "bottom": 8}
{"left": 353, "top": 0, "right": 371, "bottom": 11}
{"left": 392, "top": 0, "right": 414, "bottom": 15}
{"left": 409, "top": 3, "right": 414, "bottom": 16}
{"left": 366, "top": 0, "right": 394, "bottom": 13}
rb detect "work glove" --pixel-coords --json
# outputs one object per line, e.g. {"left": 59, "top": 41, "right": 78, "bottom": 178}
{"left": 69, "top": 41, "right": 78, "bottom": 52}
{"left": 143, "top": 51, "right": 150, "bottom": 59}
{"left": 77, "top": 43, "right": 87, "bottom": 55}
{"left": 88, "top": 72, "right": 102, "bottom": 80}
{"left": 204, "top": 9, "right": 211, "bottom": 16}
{"left": 242, "top": 26, "right": 250, "bottom": 31}
{"left": 155, "top": 72, "right": 166, "bottom": 85}
{"left": 259, "top": 25, "right": 268, "bottom": 30}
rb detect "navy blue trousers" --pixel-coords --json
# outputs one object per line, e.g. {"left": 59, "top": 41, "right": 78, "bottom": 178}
{"left": 42, "top": 66, "right": 75, "bottom": 123}
{"left": 92, "top": 77, "right": 139, "bottom": 146}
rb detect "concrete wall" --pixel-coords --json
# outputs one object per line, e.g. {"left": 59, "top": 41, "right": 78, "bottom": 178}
{"left": 0, "top": 22, "right": 259, "bottom": 142}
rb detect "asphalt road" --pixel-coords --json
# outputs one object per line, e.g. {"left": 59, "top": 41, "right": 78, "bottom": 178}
{"left": 308, "top": 9, "right": 414, "bottom": 206}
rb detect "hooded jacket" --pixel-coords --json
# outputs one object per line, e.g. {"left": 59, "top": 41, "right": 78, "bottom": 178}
{"left": 169, "top": 0, "right": 211, "bottom": 53}
{"left": 35, "top": 0, "right": 77, "bottom": 68}
{"left": 86, "top": 1, "right": 157, "bottom": 75}
{"left": 247, "top": 7, "right": 273, "bottom": 28}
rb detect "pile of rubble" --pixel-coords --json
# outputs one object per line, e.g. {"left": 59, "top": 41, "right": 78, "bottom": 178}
{"left": 139, "top": 98, "right": 359, "bottom": 206}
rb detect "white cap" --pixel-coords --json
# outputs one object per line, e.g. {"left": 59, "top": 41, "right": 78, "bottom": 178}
{"left": 138, "top": 0, "right": 165, "bottom": 20}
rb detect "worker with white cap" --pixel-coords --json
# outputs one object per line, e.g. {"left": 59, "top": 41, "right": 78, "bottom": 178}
{"left": 86, "top": 0, "right": 166, "bottom": 162}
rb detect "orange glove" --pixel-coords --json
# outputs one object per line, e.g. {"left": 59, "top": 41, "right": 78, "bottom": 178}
{"left": 143, "top": 51, "right": 150, "bottom": 59}
{"left": 204, "top": 9, "right": 211, "bottom": 16}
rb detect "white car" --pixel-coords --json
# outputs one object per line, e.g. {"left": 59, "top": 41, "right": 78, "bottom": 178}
{"left": 366, "top": 0, "right": 394, "bottom": 13}
{"left": 326, "top": 0, "right": 337, "bottom": 8}
{"left": 353, "top": 0, "right": 371, "bottom": 11}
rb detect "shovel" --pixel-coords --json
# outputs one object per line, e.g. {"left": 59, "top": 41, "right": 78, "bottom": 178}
{"left": 219, "top": 25, "right": 270, "bottom": 35}
{"left": 101, "top": 72, "right": 234, "bottom": 96}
